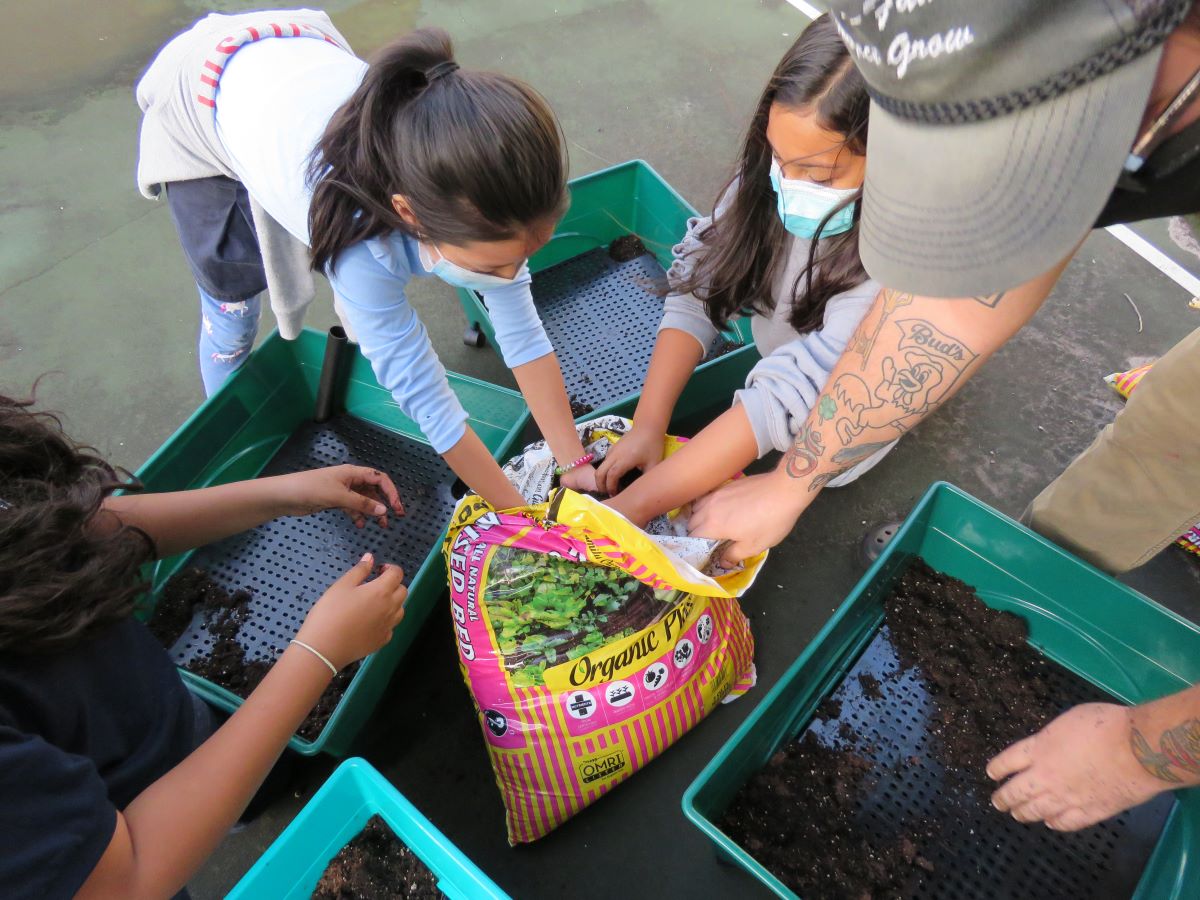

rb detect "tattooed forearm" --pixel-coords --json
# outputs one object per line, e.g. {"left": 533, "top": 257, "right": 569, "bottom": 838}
{"left": 785, "top": 291, "right": 983, "bottom": 493}
{"left": 833, "top": 318, "right": 978, "bottom": 446}
{"left": 847, "top": 289, "right": 914, "bottom": 369}
{"left": 831, "top": 440, "right": 895, "bottom": 467}
{"left": 1131, "top": 719, "right": 1200, "bottom": 784}
{"left": 783, "top": 421, "right": 826, "bottom": 480}
{"left": 971, "top": 291, "right": 1007, "bottom": 308}
{"left": 796, "top": 440, "right": 897, "bottom": 492}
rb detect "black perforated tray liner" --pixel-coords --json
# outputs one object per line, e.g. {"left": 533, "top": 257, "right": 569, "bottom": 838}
{"left": 160, "top": 416, "right": 458, "bottom": 666}
{"left": 797, "top": 626, "right": 1174, "bottom": 900}
{"left": 521, "top": 246, "right": 729, "bottom": 410}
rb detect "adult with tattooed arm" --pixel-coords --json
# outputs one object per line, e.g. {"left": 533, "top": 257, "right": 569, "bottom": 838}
{"left": 688, "top": 0, "right": 1200, "bottom": 832}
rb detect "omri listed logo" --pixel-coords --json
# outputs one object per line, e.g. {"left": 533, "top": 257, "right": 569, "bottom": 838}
{"left": 578, "top": 748, "right": 627, "bottom": 784}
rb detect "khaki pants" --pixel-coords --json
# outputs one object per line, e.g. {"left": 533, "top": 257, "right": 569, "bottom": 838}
{"left": 1024, "top": 327, "right": 1200, "bottom": 575}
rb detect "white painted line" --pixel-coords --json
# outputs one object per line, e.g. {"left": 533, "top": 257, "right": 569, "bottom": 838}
{"left": 784, "top": 0, "right": 822, "bottom": 20}
{"left": 1106, "top": 224, "right": 1200, "bottom": 298}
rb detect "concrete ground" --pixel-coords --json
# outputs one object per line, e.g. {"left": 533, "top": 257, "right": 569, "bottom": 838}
{"left": 3, "top": 1, "right": 1199, "bottom": 897}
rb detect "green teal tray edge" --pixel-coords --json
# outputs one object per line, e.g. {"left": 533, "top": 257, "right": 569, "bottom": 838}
{"left": 226, "top": 758, "right": 510, "bottom": 900}
{"left": 681, "top": 481, "right": 1200, "bottom": 899}
{"left": 134, "top": 328, "right": 528, "bottom": 756}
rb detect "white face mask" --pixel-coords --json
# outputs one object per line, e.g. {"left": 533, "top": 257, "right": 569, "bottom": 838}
{"left": 768, "top": 158, "right": 859, "bottom": 240}
{"left": 418, "top": 242, "right": 525, "bottom": 292}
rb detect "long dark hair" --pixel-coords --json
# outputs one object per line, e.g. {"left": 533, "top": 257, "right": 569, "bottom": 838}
{"left": 0, "top": 393, "right": 153, "bottom": 654}
{"left": 673, "top": 14, "right": 869, "bottom": 333}
{"left": 308, "top": 28, "right": 568, "bottom": 272}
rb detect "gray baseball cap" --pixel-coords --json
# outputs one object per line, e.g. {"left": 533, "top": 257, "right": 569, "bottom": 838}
{"left": 828, "top": 0, "right": 1191, "bottom": 296}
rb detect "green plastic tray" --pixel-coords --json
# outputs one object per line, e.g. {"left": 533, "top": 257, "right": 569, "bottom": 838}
{"left": 227, "top": 758, "right": 509, "bottom": 899}
{"left": 683, "top": 481, "right": 1200, "bottom": 898}
{"left": 134, "top": 328, "right": 528, "bottom": 756}
{"left": 456, "top": 159, "right": 760, "bottom": 424}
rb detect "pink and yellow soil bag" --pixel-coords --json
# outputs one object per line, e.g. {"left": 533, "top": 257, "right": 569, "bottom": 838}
{"left": 443, "top": 420, "right": 764, "bottom": 843}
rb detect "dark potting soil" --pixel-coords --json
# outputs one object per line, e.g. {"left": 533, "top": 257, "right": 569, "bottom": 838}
{"left": 150, "top": 567, "right": 358, "bottom": 742}
{"left": 607, "top": 234, "right": 648, "bottom": 262}
{"left": 576, "top": 466, "right": 642, "bottom": 500}
{"left": 707, "top": 337, "right": 744, "bottom": 360}
{"left": 568, "top": 394, "right": 595, "bottom": 418}
{"left": 857, "top": 671, "right": 884, "bottom": 701}
{"left": 312, "top": 815, "right": 443, "bottom": 899}
{"left": 720, "top": 558, "right": 1063, "bottom": 899}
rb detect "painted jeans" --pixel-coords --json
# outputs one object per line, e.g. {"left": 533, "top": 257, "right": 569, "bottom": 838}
{"left": 197, "top": 284, "right": 261, "bottom": 396}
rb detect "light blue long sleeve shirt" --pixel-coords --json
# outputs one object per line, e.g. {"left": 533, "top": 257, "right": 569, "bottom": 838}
{"left": 329, "top": 236, "right": 552, "bottom": 452}
{"left": 212, "top": 36, "right": 553, "bottom": 454}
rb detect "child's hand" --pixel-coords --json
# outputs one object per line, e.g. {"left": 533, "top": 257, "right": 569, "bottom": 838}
{"left": 274, "top": 465, "right": 405, "bottom": 529}
{"left": 294, "top": 553, "right": 407, "bottom": 669}
{"left": 596, "top": 427, "right": 663, "bottom": 496}
{"left": 560, "top": 463, "right": 600, "bottom": 495}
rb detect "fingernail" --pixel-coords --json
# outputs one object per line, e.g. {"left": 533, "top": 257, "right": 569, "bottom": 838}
{"left": 361, "top": 552, "right": 373, "bottom": 563}
{"left": 374, "top": 503, "right": 386, "bottom": 515}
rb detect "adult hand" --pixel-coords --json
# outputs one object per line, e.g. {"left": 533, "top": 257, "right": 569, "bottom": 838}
{"left": 688, "top": 471, "right": 807, "bottom": 567}
{"left": 293, "top": 553, "right": 407, "bottom": 670}
{"left": 274, "top": 465, "right": 404, "bottom": 529}
{"left": 595, "top": 427, "right": 664, "bottom": 496}
{"left": 560, "top": 463, "right": 600, "bottom": 495}
{"left": 988, "top": 703, "right": 1166, "bottom": 831}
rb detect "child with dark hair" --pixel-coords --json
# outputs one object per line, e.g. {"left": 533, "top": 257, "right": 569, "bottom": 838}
{"left": 602, "top": 15, "right": 897, "bottom": 524}
{"left": 0, "top": 393, "right": 408, "bottom": 898}
{"left": 137, "top": 10, "right": 597, "bottom": 508}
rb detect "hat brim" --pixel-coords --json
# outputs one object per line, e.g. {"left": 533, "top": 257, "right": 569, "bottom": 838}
{"left": 858, "top": 48, "right": 1161, "bottom": 297}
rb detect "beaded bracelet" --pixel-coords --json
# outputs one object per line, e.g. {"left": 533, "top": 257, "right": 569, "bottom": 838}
{"left": 554, "top": 452, "right": 595, "bottom": 477}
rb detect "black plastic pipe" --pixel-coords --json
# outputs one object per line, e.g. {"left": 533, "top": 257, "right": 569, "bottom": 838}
{"left": 314, "top": 326, "right": 351, "bottom": 423}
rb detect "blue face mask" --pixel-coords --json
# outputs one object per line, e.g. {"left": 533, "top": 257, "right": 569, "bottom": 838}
{"left": 419, "top": 243, "right": 526, "bottom": 293}
{"left": 768, "top": 159, "right": 858, "bottom": 240}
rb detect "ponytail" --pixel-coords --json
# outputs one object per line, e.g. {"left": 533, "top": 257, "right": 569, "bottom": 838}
{"left": 307, "top": 28, "right": 568, "bottom": 273}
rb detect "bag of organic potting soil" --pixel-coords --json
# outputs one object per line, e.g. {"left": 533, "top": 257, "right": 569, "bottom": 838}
{"left": 443, "top": 417, "right": 764, "bottom": 844}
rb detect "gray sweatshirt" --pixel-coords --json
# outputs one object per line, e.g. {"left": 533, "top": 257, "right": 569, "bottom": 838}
{"left": 659, "top": 189, "right": 887, "bottom": 466}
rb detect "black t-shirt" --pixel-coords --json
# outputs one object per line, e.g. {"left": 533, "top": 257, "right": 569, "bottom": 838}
{"left": 1096, "top": 118, "right": 1200, "bottom": 226}
{"left": 0, "top": 619, "right": 200, "bottom": 899}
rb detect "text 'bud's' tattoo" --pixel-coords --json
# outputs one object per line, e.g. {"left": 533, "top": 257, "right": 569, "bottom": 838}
{"left": 833, "top": 318, "right": 978, "bottom": 446}
{"left": 786, "top": 290, "right": 981, "bottom": 491}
